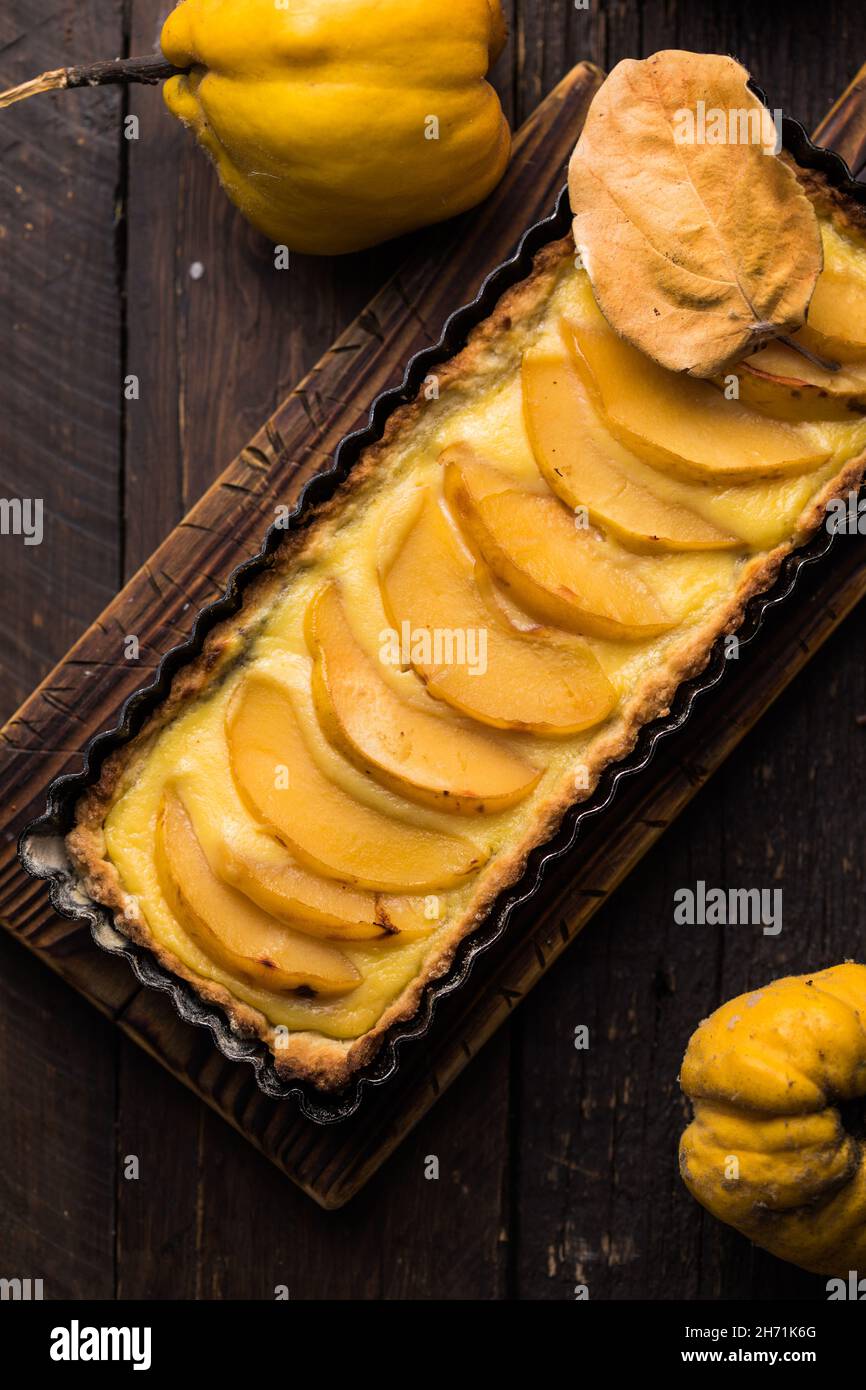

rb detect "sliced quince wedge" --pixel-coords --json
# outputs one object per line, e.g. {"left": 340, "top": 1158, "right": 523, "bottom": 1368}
{"left": 443, "top": 452, "right": 675, "bottom": 640}
{"left": 565, "top": 320, "right": 829, "bottom": 482}
{"left": 804, "top": 265, "right": 866, "bottom": 359}
{"left": 306, "top": 581, "right": 540, "bottom": 814}
{"left": 155, "top": 787, "right": 361, "bottom": 995}
{"left": 226, "top": 674, "right": 485, "bottom": 892}
{"left": 380, "top": 895, "right": 443, "bottom": 940}
{"left": 379, "top": 491, "right": 617, "bottom": 734}
{"left": 176, "top": 785, "right": 391, "bottom": 941}
{"left": 227, "top": 854, "right": 391, "bottom": 941}
{"left": 228, "top": 849, "right": 433, "bottom": 942}
{"left": 521, "top": 349, "right": 739, "bottom": 552}
{"left": 733, "top": 340, "right": 866, "bottom": 421}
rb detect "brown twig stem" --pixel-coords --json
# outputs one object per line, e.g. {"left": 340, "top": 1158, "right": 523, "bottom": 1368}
{"left": 0, "top": 55, "right": 184, "bottom": 110}
{"left": 776, "top": 333, "right": 841, "bottom": 375}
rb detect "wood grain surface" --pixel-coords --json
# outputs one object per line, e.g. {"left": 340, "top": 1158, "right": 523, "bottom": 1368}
{"left": 3, "top": 47, "right": 612, "bottom": 1209}
{"left": 1, "top": 0, "right": 865, "bottom": 1299}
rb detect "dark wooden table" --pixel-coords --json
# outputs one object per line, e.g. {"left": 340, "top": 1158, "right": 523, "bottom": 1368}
{"left": 2, "top": 0, "right": 864, "bottom": 1301}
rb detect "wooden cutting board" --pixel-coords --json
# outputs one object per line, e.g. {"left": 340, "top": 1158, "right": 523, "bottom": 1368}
{"left": 2, "top": 61, "right": 865, "bottom": 1209}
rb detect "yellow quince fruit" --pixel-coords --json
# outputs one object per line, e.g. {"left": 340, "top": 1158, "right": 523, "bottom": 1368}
{"left": 161, "top": 0, "right": 511, "bottom": 254}
{"left": 679, "top": 962, "right": 866, "bottom": 1276}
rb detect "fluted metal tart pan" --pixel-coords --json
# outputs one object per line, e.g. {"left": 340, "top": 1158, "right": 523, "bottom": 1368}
{"left": 19, "top": 111, "right": 866, "bottom": 1124}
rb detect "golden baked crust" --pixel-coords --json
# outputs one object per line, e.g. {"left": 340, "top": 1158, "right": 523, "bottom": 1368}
{"left": 67, "top": 166, "right": 866, "bottom": 1092}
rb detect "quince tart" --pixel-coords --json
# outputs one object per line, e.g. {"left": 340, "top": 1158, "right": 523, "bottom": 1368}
{"left": 68, "top": 155, "right": 866, "bottom": 1092}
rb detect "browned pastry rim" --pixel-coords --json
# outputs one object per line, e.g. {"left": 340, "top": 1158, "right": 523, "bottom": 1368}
{"left": 67, "top": 163, "right": 866, "bottom": 1089}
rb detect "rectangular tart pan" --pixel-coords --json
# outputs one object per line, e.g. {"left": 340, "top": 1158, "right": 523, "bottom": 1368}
{"left": 18, "top": 112, "right": 866, "bottom": 1124}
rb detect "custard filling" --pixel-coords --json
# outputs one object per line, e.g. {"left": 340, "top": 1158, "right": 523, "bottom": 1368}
{"left": 101, "top": 225, "right": 866, "bottom": 1043}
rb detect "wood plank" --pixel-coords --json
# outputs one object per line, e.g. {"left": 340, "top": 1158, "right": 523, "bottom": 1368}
{"left": 0, "top": 937, "right": 119, "bottom": 1298}
{"left": 515, "top": 0, "right": 607, "bottom": 126}
{"left": 0, "top": 3, "right": 124, "bottom": 720}
{"left": 0, "top": 0, "right": 125, "bottom": 1299}
{"left": 113, "top": 0, "right": 206, "bottom": 1305}
{"left": 813, "top": 60, "right": 866, "bottom": 176}
{"left": 671, "top": 0, "right": 866, "bottom": 137}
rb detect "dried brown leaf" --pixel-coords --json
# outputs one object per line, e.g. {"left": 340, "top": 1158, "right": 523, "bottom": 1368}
{"left": 568, "top": 50, "right": 823, "bottom": 378}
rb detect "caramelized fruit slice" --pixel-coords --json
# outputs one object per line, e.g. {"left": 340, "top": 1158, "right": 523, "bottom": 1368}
{"left": 567, "top": 320, "right": 829, "bottom": 481}
{"left": 380, "top": 492, "right": 617, "bottom": 734}
{"left": 521, "top": 349, "right": 739, "bottom": 551}
{"left": 307, "top": 581, "right": 540, "bottom": 814}
{"left": 733, "top": 340, "right": 866, "bottom": 421}
{"left": 443, "top": 453, "right": 675, "bottom": 640}
{"left": 179, "top": 786, "right": 391, "bottom": 941}
{"left": 226, "top": 675, "right": 484, "bottom": 893}
{"left": 805, "top": 267, "right": 866, "bottom": 356}
{"left": 229, "top": 855, "right": 390, "bottom": 941}
{"left": 156, "top": 787, "right": 360, "bottom": 995}
{"left": 230, "top": 851, "right": 434, "bottom": 942}
{"left": 381, "top": 895, "right": 446, "bottom": 940}
{"left": 231, "top": 852, "right": 434, "bottom": 940}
